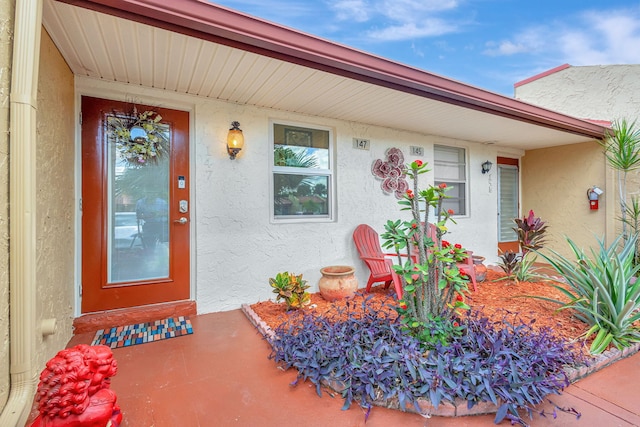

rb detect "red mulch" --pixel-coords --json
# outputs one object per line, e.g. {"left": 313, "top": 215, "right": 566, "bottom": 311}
{"left": 250, "top": 270, "right": 591, "bottom": 348}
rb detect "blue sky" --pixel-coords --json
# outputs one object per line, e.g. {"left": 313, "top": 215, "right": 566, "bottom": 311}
{"left": 213, "top": 0, "right": 640, "bottom": 96}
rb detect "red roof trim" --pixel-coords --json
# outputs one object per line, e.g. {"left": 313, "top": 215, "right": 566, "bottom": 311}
{"left": 584, "top": 119, "right": 612, "bottom": 127}
{"left": 514, "top": 64, "right": 571, "bottom": 88}
{"left": 55, "top": 0, "right": 606, "bottom": 140}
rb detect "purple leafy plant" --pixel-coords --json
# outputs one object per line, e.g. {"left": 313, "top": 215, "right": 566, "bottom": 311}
{"left": 269, "top": 295, "right": 585, "bottom": 425}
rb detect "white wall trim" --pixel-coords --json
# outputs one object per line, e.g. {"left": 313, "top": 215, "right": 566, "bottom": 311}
{"left": 73, "top": 76, "right": 198, "bottom": 316}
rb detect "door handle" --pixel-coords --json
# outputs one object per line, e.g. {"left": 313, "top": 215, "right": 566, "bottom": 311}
{"left": 174, "top": 217, "right": 189, "bottom": 224}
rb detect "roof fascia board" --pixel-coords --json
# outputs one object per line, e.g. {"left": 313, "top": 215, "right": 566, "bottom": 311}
{"left": 514, "top": 64, "right": 571, "bottom": 88}
{"left": 54, "top": 0, "right": 606, "bottom": 140}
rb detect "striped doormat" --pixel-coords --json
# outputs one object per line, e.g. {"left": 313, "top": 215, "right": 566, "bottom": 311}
{"left": 91, "top": 316, "right": 193, "bottom": 349}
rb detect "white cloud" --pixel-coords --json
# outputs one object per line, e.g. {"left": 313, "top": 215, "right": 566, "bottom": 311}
{"left": 369, "top": 20, "right": 457, "bottom": 41}
{"left": 483, "top": 27, "right": 546, "bottom": 56}
{"left": 377, "top": 0, "right": 459, "bottom": 21}
{"left": 483, "top": 6, "right": 640, "bottom": 65}
{"left": 561, "top": 10, "right": 640, "bottom": 64}
{"left": 329, "top": 0, "right": 463, "bottom": 41}
{"left": 484, "top": 41, "right": 528, "bottom": 56}
{"left": 330, "top": 0, "right": 371, "bottom": 22}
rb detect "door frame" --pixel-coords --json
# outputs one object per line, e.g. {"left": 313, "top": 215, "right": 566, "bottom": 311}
{"left": 74, "top": 85, "right": 196, "bottom": 317}
{"left": 497, "top": 157, "right": 520, "bottom": 255}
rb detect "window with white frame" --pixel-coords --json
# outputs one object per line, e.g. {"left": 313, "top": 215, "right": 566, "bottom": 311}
{"left": 434, "top": 145, "right": 467, "bottom": 216}
{"left": 271, "top": 122, "right": 333, "bottom": 220}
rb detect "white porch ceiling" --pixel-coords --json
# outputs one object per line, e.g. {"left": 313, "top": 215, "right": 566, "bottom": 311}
{"left": 43, "top": 0, "right": 599, "bottom": 150}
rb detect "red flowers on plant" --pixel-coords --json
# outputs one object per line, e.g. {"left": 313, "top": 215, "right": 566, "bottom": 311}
{"left": 406, "top": 189, "right": 414, "bottom": 199}
{"left": 453, "top": 321, "right": 459, "bottom": 327}
{"left": 447, "top": 209, "right": 455, "bottom": 215}
{"left": 399, "top": 301, "right": 408, "bottom": 310}
{"left": 454, "top": 243, "right": 462, "bottom": 249}
{"left": 414, "top": 160, "right": 423, "bottom": 167}
{"left": 411, "top": 223, "right": 418, "bottom": 229}
{"left": 438, "top": 183, "right": 447, "bottom": 189}
{"left": 442, "top": 240, "right": 451, "bottom": 248}
{"left": 459, "top": 269, "right": 468, "bottom": 278}
{"left": 456, "top": 293, "right": 463, "bottom": 302}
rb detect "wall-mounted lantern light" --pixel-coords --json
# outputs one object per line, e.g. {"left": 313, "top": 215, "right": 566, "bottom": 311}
{"left": 481, "top": 160, "right": 493, "bottom": 174}
{"left": 227, "top": 121, "right": 244, "bottom": 160}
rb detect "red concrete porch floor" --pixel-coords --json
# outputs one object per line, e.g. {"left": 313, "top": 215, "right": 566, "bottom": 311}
{"left": 65, "top": 309, "right": 640, "bottom": 427}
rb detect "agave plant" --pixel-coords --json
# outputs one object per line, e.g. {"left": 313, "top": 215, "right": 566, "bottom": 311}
{"left": 537, "top": 234, "right": 640, "bottom": 354}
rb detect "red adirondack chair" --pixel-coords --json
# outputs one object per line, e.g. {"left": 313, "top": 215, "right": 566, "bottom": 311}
{"left": 352, "top": 224, "right": 403, "bottom": 299}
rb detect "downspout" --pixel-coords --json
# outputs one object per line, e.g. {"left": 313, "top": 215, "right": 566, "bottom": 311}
{"left": 0, "top": 0, "right": 43, "bottom": 425}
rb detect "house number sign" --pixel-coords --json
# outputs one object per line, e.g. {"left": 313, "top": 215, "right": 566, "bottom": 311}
{"left": 353, "top": 138, "right": 370, "bottom": 150}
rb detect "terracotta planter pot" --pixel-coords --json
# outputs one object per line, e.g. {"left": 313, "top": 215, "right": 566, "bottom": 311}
{"left": 318, "top": 266, "right": 358, "bottom": 301}
{"left": 472, "top": 255, "right": 487, "bottom": 283}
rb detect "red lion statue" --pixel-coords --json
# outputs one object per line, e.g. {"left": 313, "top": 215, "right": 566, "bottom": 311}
{"left": 29, "top": 344, "right": 122, "bottom": 427}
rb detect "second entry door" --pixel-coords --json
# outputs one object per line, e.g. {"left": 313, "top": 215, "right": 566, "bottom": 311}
{"left": 497, "top": 157, "right": 519, "bottom": 254}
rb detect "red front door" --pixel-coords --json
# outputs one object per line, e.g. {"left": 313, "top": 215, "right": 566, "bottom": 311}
{"left": 81, "top": 96, "right": 190, "bottom": 313}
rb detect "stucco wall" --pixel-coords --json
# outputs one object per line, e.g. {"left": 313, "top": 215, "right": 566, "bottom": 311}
{"left": 33, "top": 28, "right": 75, "bottom": 368}
{"left": 515, "top": 65, "right": 640, "bottom": 122}
{"left": 195, "top": 104, "right": 505, "bottom": 312}
{"left": 0, "top": 0, "right": 13, "bottom": 413}
{"left": 516, "top": 64, "right": 640, "bottom": 246}
{"left": 77, "top": 77, "right": 508, "bottom": 314}
{"left": 522, "top": 141, "right": 607, "bottom": 259}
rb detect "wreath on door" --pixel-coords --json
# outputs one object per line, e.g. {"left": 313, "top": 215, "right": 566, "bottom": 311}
{"left": 108, "top": 109, "right": 169, "bottom": 166}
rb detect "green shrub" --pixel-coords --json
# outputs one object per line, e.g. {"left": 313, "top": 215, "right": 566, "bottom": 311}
{"left": 537, "top": 235, "right": 640, "bottom": 354}
{"left": 380, "top": 160, "right": 470, "bottom": 342}
{"left": 269, "top": 272, "right": 311, "bottom": 310}
{"left": 497, "top": 210, "right": 547, "bottom": 283}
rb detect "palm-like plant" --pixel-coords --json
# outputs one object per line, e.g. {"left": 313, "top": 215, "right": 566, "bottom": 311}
{"left": 600, "top": 119, "right": 640, "bottom": 239}
{"left": 622, "top": 196, "right": 640, "bottom": 266}
{"left": 273, "top": 147, "right": 318, "bottom": 195}
{"left": 537, "top": 234, "right": 640, "bottom": 354}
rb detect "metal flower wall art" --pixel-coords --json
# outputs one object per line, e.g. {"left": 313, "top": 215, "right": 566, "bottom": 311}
{"left": 372, "top": 147, "right": 408, "bottom": 199}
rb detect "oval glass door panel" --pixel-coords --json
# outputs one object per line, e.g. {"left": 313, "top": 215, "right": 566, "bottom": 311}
{"left": 107, "top": 115, "right": 170, "bottom": 283}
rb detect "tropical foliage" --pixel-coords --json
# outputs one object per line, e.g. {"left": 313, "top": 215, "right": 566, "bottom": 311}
{"left": 269, "top": 272, "right": 311, "bottom": 310}
{"left": 273, "top": 146, "right": 319, "bottom": 196}
{"left": 537, "top": 234, "right": 640, "bottom": 354}
{"left": 599, "top": 119, "right": 640, "bottom": 240}
{"left": 270, "top": 297, "right": 583, "bottom": 424}
{"left": 514, "top": 210, "right": 548, "bottom": 253}
{"left": 622, "top": 197, "right": 640, "bottom": 266}
{"left": 497, "top": 210, "right": 547, "bottom": 283}
{"left": 380, "top": 160, "right": 469, "bottom": 345}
